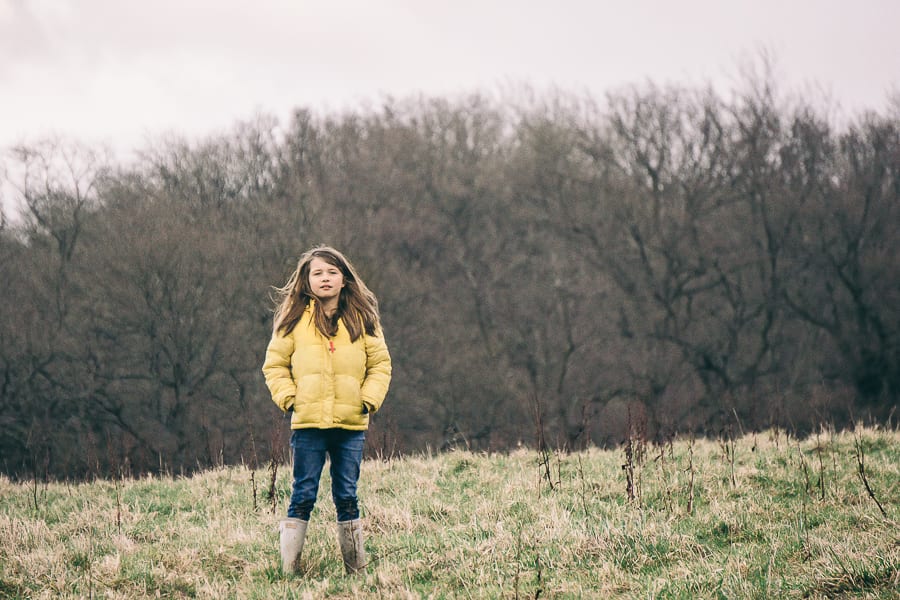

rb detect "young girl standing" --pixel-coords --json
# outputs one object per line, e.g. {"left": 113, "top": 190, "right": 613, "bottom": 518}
{"left": 262, "top": 246, "right": 391, "bottom": 575}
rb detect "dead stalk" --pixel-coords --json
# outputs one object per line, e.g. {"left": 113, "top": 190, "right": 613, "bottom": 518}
{"left": 267, "top": 457, "right": 279, "bottom": 515}
{"left": 514, "top": 527, "right": 522, "bottom": 600}
{"left": 115, "top": 466, "right": 123, "bottom": 536}
{"left": 853, "top": 433, "right": 887, "bottom": 518}
{"left": 796, "top": 440, "right": 812, "bottom": 497}
{"left": 576, "top": 453, "right": 588, "bottom": 514}
{"left": 623, "top": 433, "right": 635, "bottom": 504}
{"left": 815, "top": 429, "right": 826, "bottom": 500}
{"left": 685, "top": 434, "right": 695, "bottom": 515}
{"left": 531, "top": 393, "right": 555, "bottom": 494}
{"left": 656, "top": 442, "right": 674, "bottom": 514}
{"left": 621, "top": 404, "right": 646, "bottom": 505}
{"left": 721, "top": 425, "right": 736, "bottom": 488}
{"left": 798, "top": 500, "right": 812, "bottom": 562}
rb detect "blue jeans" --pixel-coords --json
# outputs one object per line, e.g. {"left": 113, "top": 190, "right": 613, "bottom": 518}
{"left": 287, "top": 429, "right": 366, "bottom": 522}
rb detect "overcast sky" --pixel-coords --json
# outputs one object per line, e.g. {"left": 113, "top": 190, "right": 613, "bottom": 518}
{"left": 1, "top": 0, "right": 898, "bottom": 159}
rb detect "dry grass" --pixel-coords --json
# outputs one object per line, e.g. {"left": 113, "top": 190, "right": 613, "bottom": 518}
{"left": 1, "top": 426, "right": 897, "bottom": 598}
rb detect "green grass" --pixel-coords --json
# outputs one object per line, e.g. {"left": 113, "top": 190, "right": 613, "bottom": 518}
{"left": 1, "top": 427, "right": 897, "bottom": 598}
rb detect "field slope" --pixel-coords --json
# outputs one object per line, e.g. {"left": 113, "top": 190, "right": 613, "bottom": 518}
{"left": 1, "top": 427, "right": 898, "bottom": 598}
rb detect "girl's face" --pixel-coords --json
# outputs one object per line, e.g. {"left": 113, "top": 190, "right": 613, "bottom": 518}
{"left": 308, "top": 257, "right": 345, "bottom": 303}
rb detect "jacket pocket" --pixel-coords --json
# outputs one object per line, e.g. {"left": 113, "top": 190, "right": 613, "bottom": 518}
{"left": 333, "top": 375, "right": 366, "bottom": 425}
{"left": 293, "top": 375, "right": 323, "bottom": 423}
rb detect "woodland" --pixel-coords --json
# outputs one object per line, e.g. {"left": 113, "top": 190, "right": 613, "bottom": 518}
{"left": 1, "top": 70, "right": 897, "bottom": 479}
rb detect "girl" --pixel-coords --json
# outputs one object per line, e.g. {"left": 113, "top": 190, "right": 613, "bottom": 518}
{"left": 262, "top": 246, "right": 391, "bottom": 575}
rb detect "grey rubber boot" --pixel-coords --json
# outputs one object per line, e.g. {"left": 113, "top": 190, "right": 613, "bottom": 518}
{"left": 279, "top": 518, "right": 308, "bottom": 574}
{"left": 337, "top": 519, "right": 367, "bottom": 574}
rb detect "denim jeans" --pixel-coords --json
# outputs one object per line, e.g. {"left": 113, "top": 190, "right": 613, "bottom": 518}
{"left": 287, "top": 429, "right": 366, "bottom": 522}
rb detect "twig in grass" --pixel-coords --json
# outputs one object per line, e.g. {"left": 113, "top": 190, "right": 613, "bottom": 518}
{"left": 514, "top": 527, "right": 523, "bottom": 600}
{"left": 829, "top": 426, "right": 839, "bottom": 492}
{"left": 621, "top": 404, "right": 646, "bottom": 505}
{"left": 267, "top": 456, "right": 279, "bottom": 515}
{"left": 250, "top": 469, "right": 258, "bottom": 511}
{"left": 719, "top": 424, "right": 736, "bottom": 488}
{"left": 853, "top": 433, "right": 887, "bottom": 518}
{"left": 30, "top": 476, "right": 39, "bottom": 514}
{"left": 531, "top": 393, "right": 555, "bottom": 494}
{"left": 796, "top": 439, "right": 812, "bottom": 497}
{"left": 623, "top": 433, "right": 635, "bottom": 504}
{"left": 685, "top": 434, "right": 695, "bottom": 515}
{"left": 30, "top": 447, "right": 50, "bottom": 514}
{"left": 731, "top": 407, "right": 745, "bottom": 438}
{"left": 815, "top": 428, "right": 826, "bottom": 501}
{"left": 555, "top": 447, "right": 563, "bottom": 489}
{"left": 576, "top": 453, "right": 588, "bottom": 514}
{"left": 635, "top": 454, "right": 644, "bottom": 509}
{"left": 798, "top": 500, "right": 812, "bottom": 562}
{"left": 655, "top": 442, "right": 674, "bottom": 515}
{"left": 115, "top": 466, "right": 124, "bottom": 536}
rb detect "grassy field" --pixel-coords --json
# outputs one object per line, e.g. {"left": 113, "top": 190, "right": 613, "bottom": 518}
{"left": 1, "top": 426, "right": 898, "bottom": 599}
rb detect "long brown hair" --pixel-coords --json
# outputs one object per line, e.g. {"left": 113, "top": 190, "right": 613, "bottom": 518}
{"left": 272, "top": 246, "right": 381, "bottom": 341}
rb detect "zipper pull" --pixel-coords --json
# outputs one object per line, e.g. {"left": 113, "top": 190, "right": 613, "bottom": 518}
{"left": 329, "top": 340, "right": 336, "bottom": 354}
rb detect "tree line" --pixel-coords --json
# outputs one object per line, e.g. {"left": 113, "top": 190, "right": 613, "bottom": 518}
{"left": 1, "top": 72, "right": 898, "bottom": 479}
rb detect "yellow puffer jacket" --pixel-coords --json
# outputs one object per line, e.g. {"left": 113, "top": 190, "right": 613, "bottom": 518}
{"left": 262, "top": 305, "right": 392, "bottom": 430}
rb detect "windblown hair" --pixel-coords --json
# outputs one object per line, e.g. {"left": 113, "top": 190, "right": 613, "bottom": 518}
{"left": 272, "top": 246, "right": 381, "bottom": 341}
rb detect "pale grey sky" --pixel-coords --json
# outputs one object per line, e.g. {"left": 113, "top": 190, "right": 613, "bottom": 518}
{"left": 1, "top": 0, "right": 898, "bottom": 158}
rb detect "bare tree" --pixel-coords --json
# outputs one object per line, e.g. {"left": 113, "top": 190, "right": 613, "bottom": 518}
{"left": 784, "top": 113, "right": 900, "bottom": 414}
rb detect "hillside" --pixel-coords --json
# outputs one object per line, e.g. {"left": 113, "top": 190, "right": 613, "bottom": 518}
{"left": 1, "top": 427, "right": 898, "bottom": 598}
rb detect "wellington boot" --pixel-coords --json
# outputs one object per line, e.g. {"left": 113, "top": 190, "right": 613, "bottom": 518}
{"left": 337, "top": 519, "right": 367, "bottom": 574}
{"left": 279, "top": 518, "right": 308, "bottom": 574}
